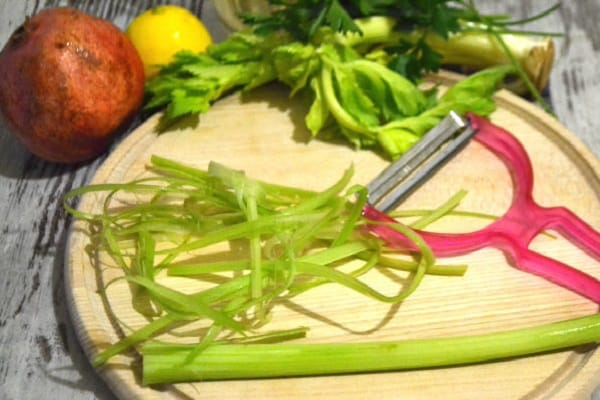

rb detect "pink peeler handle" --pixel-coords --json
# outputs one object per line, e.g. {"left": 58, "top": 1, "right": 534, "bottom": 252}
{"left": 364, "top": 113, "right": 600, "bottom": 303}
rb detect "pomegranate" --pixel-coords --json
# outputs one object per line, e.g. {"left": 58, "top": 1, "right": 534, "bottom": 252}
{"left": 0, "top": 7, "right": 145, "bottom": 163}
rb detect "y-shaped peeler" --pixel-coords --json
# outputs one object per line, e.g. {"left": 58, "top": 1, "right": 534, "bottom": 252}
{"left": 364, "top": 111, "right": 600, "bottom": 303}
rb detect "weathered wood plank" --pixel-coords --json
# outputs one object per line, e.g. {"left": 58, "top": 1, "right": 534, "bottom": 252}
{"left": 0, "top": 1, "right": 599, "bottom": 399}
{"left": 0, "top": 2, "right": 205, "bottom": 399}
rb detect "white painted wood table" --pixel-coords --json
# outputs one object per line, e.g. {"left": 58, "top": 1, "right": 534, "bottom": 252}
{"left": 1, "top": 1, "right": 599, "bottom": 399}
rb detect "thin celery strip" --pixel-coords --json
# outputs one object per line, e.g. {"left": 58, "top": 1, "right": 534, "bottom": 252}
{"left": 150, "top": 155, "right": 211, "bottom": 183}
{"left": 331, "top": 185, "right": 368, "bottom": 246}
{"left": 167, "top": 242, "right": 370, "bottom": 277}
{"left": 284, "top": 164, "right": 354, "bottom": 215}
{"left": 155, "top": 211, "right": 328, "bottom": 255}
{"left": 167, "top": 260, "right": 256, "bottom": 276}
{"left": 224, "top": 327, "right": 309, "bottom": 344}
{"left": 286, "top": 243, "right": 380, "bottom": 295}
{"left": 93, "top": 313, "right": 180, "bottom": 367}
{"left": 151, "top": 155, "right": 316, "bottom": 203}
{"left": 390, "top": 206, "right": 557, "bottom": 240}
{"left": 181, "top": 324, "right": 223, "bottom": 365}
{"left": 193, "top": 274, "right": 253, "bottom": 305}
{"left": 101, "top": 218, "right": 129, "bottom": 272}
{"left": 287, "top": 254, "right": 378, "bottom": 296}
{"left": 410, "top": 189, "right": 468, "bottom": 230}
{"left": 125, "top": 276, "right": 244, "bottom": 332}
{"left": 246, "top": 193, "right": 264, "bottom": 317}
{"left": 294, "top": 260, "right": 414, "bottom": 303}
{"left": 376, "top": 254, "right": 467, "bottom": 276}
{"left": 141, "top": 313, "right": 600, "bottom": 384}
{"left": 286, "top": 197, "right": 346, "bottom": 254}
{"left": 297, "top": 241, "right": 372, "bottom": 265}
{"left": 131, "top": 228, "right": 159, "bottom": 316}
{"left": 64, "top": 182, "right": 165, "bottom": 220}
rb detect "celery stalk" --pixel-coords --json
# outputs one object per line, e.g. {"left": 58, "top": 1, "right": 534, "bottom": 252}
{"left": 396, "top": 28, "right": 554, "bottom": 92}
{"left": 142, "top": 313, "right": 600, "bottom": 384}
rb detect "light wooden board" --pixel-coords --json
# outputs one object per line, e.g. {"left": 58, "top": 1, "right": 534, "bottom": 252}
{"left": 66, "top": 72, "right": 600, "bottom": 399}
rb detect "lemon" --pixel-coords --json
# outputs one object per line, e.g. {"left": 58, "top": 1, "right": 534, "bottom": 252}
{"left": 126, "top": 5, "right": 212, "bottom": 79}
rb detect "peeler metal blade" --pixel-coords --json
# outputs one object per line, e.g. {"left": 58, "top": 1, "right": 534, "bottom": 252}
{"left": 366, "top": 111, "right": 476, "bottom": 213}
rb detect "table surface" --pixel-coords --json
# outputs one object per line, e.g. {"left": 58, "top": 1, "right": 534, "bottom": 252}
{"left": 1, "top": 1, "right": 599, "bottom": 399}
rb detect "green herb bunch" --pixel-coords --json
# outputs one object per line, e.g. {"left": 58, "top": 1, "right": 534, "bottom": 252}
{"left": 145, "top": 0, "right": 559, "bottom": 159}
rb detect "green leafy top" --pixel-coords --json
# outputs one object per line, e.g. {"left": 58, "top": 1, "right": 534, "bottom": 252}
{"left": 241, "top": 0, "right": 559, "bottom": 83}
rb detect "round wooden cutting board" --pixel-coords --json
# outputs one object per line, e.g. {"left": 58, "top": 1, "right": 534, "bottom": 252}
{"left": 66, "top": 72, "right": 600, "bottom": 400}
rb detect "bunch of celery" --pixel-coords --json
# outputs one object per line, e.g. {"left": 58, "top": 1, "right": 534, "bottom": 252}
{"left": 146, "top": 31, "right": 514, "bottom": 160}
{"left": 145, "top": 1, "right": 558, "bottom": 159}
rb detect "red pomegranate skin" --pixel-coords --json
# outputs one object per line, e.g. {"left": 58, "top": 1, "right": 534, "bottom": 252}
{"left": 0, "top": 7, "right": 145, "bottom": 163}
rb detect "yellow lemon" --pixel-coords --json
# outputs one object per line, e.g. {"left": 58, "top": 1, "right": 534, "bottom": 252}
{"left": 126, "top": 5, "right": 212, "bottom": 79}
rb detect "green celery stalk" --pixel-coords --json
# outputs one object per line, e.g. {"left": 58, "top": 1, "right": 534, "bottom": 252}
{"left": 142, "top": 313, "right": 600, "bottom": 384}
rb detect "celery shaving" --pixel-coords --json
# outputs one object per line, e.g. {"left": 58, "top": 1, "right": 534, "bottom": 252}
{"left": 66, "top": 157, "right": 464, "bottom": 371}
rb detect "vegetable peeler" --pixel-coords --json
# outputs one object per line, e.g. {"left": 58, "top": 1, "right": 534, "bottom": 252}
{"left": 364, "top": 111, "right": 600, "bottom": 303}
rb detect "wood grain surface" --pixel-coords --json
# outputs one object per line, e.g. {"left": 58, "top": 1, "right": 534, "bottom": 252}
{"left": 1, "top": 1, "right": 600, "bottom": 400}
